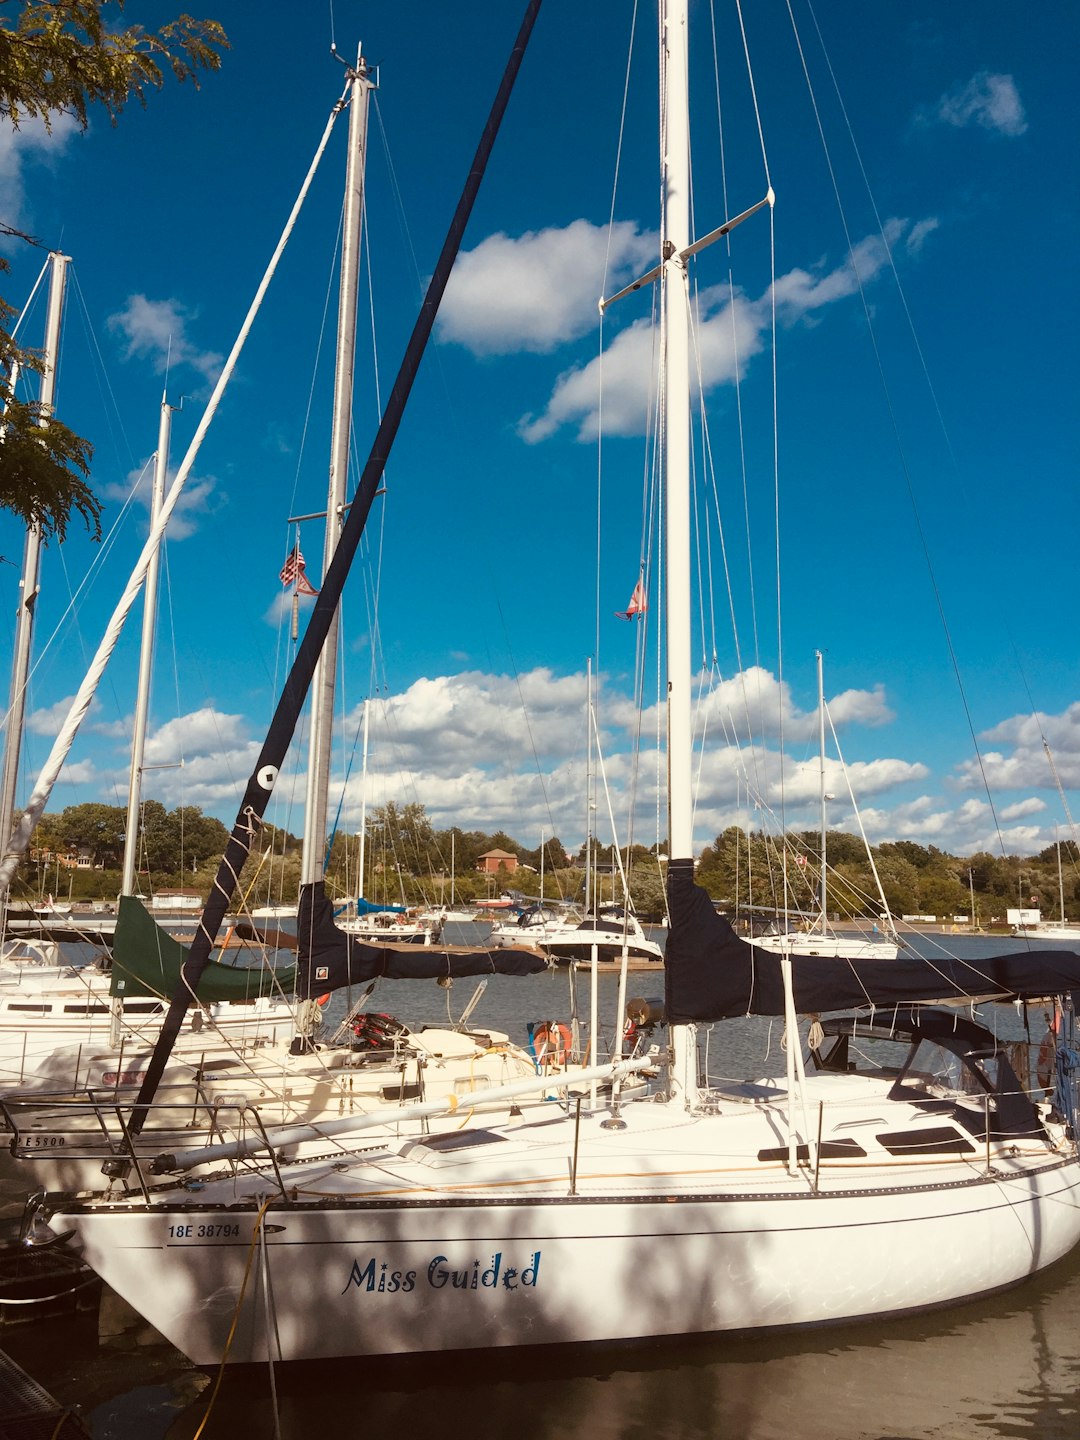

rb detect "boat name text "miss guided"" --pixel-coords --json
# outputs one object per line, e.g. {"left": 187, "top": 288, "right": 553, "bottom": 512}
{"left": 342, "top": 1251, "right": 541, "bottom": 1295}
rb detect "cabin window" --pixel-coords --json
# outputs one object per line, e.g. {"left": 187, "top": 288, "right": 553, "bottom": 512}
{"left": 813, "top": 1029, "right": 910, "bottom": 1075}
{"left": 7, "top": 1003, "right": 51, "bottom": 1013}
{"left": 898, "top": 1040, "right": 986, "bottom": 1100}
{"left": 63, "top": 1003, "right": 111, "bottom": 1014}
{"left": 418, "top": 1129, "right": 507, "bottom": 1152}
{"left": 757, "top": 1139, "right": 867, "bottom": 1162}
{"left": 876, "top": 1126, "right": 976, "bottom": 1156}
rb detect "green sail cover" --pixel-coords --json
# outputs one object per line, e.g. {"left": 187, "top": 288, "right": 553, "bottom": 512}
{"left": 109, "top": 895, "right": 296, "bottom": 1002}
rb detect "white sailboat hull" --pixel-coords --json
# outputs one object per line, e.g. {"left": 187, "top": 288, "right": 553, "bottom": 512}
{"left": 43, "top": 1089, "right": 1080, "bottom": 1365}
{"left": 0, "top": 966, "right": 295, "bottom": 1088}
{"left": 755, "top": 932, "right": 900, "bottom": 961}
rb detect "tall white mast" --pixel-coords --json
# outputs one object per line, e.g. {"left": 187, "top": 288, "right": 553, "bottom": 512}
{"left": 0, "top": 253, "right": 69, "bottom": 889}
{"left": 120, "top": 395, "right": 173, "bottom": 897}
{"left": 663, "top": 0, "right": 692, "bottom": 866}
{"left": 301, "top": 50, "right": 375, "bottom": 886}
{"left": 662, "top": 0, "right": 698, "bottom": 1103}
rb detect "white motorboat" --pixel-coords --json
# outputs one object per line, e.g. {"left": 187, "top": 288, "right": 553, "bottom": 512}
{"left": 753, "top": 925, "right": 899, "bottom": 961}
{"left": 500, "top": 904, "right": 663, "bottom": 964}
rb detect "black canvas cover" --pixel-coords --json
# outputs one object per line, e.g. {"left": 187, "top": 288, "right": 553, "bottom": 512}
{"left": 110, "top": 895, "right": 297, "bottom": 1002}
{"left": 664, "top": 859, "right": 1080, "bottom": 1023}
{"left": 296, "top": 882, "right": 548, "bottom": 998}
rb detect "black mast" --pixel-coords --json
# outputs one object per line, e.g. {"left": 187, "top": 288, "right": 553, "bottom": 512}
{"left": 130, "top": 0, "right": 543, "bottom": 1132}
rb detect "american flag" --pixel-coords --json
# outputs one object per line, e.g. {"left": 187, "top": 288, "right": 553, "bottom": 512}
{"left": 279, "top": 545, "right": 319, "bottom": 596}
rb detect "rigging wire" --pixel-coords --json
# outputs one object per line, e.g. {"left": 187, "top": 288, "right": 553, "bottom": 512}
{"left": 785, "top": 0, "right": 1018, "bottom": 873}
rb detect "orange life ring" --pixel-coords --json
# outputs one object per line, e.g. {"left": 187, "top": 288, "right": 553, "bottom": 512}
{"left": 317, "top": 993, "right": 331, "bottom": 1007}
{"left": 534, "top": 1021, "right": 573, "bottom": 1068}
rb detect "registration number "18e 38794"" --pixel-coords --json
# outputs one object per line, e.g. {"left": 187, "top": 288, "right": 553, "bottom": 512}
{"left": 167, "top": 1223, "right": 243, "bottom": 1240}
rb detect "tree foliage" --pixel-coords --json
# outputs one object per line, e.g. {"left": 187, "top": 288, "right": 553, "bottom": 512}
{"left": 24, "top": 786, "right": 1080, "bottom": 926}
{"left": 29, "top": 798, "right": 227, "bottom": 878}
{"left": 694, "top": 827, "right": 1080, "bottom": 925}
{"left": 0, "top": 375, "right": 99, "bottom": 540}
{"left": 0, "top": 3, "right": 226, "bottom": 131}
{"left": 0, "top": 2, "right": 227, "bottom": 540}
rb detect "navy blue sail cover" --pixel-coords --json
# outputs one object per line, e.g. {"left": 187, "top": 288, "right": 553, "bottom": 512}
{"left": 664, "top": 858, "right": 1080, "bottom": 1022}
{"left": 296, "top": 881, "right": 548, "bottom": 997}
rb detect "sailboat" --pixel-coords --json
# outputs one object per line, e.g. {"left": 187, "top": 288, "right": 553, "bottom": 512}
{"left": 0, "top": 379, "right": 303, "bottom": 1088}
{"left": 1012, "top": 833, "right": 1080, "bottom": 941}
{"left": 756, "top": 651, "right": 901, "bottom": 961}
{"left": 491, "top": 669, "right": 662, "bottom": 964}
{"left": 0, "top": 46, "right": 559, "bottom": 1174}
{"left": 24, "top": 0, "right": 1080, "bottom": 1367}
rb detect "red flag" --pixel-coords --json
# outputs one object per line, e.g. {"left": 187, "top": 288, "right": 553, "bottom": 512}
{"left": 279, "top": 545, "right": 319, "bottom": 596}
{"left": 616, "top": 575, "right": 647, "bottom": 620}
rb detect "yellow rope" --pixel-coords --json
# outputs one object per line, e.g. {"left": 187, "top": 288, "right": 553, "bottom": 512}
{"left": 192, "top": 1197, "right": 274, "bottom": 1439}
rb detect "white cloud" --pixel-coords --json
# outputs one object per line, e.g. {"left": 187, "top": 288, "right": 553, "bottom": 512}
{"left": 519, "top": 288, "right": 763, "bottom": 443}
{"left": 928, "top": 72, "right": 1028, "bottom": 138}
{"left": 102, "top": 459, "right": 219, "bottom": 542}
{"left": 143, "top": 707, "right": 247, "bottom": 768}
{"left": 55, "top": 758, "right": 98, "bottom": 787}
{"left": 1000, "top": 797, "right": 1046, "bottom": 822}
{"left": 36, "top": 662, "right": 1048, "bottom": 861}
{"left": 110, "top": 706, "right": 266, "bottom": 812}
{"left": 345, "top": 669, "right": 589, "bottom": 773}
{"left": 107, "top": 295, "right": 223, "bottom": 383}
{"left": 264, "top": 587, "right": 317, "bottom": 628}
{"left": 25, "top": 695, "right": 77, "bottom": 736}
{"left": 0, "top": 114, "right": 79, "bottom": 243}
{"left": 316, "top": 664, "right": 918, "bottom": 851}
{"left": 439, "top": 220, "right": 657, "bottom": 355}
{"left": 25, "top": 695, "right": 111, "bottom": 737}
{"left": 768, "top": 222, "right": 902, "bottom": 319}
{"left": 518, "top": 219, "right": 929, "bottom": 443}
{"left": 906, "top": 218, "right": 940, "bottom": 255}
{"left": 688, "top": 667, "right": 893, "bottom": 748}
{"left": 853, "top": 792, "right": 1056, "bottom": 858}
{"left": 954, "top": 703, "right": 1080, "bottom": 791}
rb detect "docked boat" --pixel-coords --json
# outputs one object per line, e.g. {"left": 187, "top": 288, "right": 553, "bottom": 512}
{"left": 0, "top": 907, "right": 297, "bottom": 1090}
{"left": 751, "top": 653, "right": 901, "bottom": 962}
{"left": 338, "top": 905, "right": 441, "bottom": 945}
{"left": 0, "top": 1001, "right": 551, "bottom": 1194}
{"left": 753, "top": 923, "right": 898, "bottom": 961}
{"left": 508, "top": 904, "right": 662, "bottom": 964}
{"left": 22, "top": 1, "right": 1080, "bottom": 1371}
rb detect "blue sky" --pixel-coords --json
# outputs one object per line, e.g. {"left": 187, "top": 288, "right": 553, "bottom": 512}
{"left": 0, "top": 0, "right": 1076, "bottom": 862}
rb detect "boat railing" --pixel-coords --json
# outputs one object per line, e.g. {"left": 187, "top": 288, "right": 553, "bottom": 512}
{"left": 1, "top": 1091, "right": 295, "bottom": 1200}
{"left": 1, "top": 1053, "right": 659, "bottom": 1198}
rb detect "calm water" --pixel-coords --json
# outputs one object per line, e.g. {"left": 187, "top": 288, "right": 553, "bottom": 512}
{"left": 4, "top": 926, "right": 1080, "bottom": 1438}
